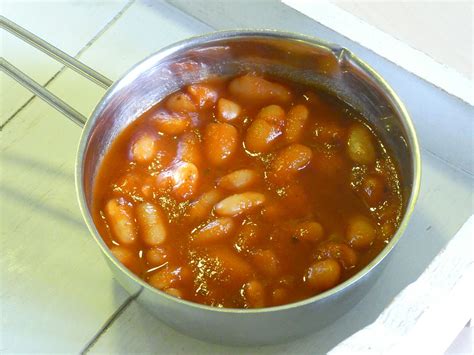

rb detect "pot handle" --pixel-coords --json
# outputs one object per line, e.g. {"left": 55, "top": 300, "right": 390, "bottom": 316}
{"left": 0, "top": 16, "right": 113, "bottom": 128}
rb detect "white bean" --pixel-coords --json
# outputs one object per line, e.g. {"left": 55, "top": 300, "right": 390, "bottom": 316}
{"left": 243, "top": 280, "right": 265, "bottom": 308}
{"left": 269, "top": 144, "right": 312, "bottom": 185}
{"left": 244, "top": 118, "right": 281, "bottom": 153}
{"left": 187, "top": 84, "right": 218, "bottom": 108}
{"left": 148, "top": 267, "right": 175, "bottom": 290}
{"left": 218, "top": 169, "right": 260, "bottom": 191}
{"left": 105, "top": 198, "right": 137, "bottom": 245}
{"left": 130, "top": 133, "right": 158, "bottom": 163}
{"left": 252, "top": 249, "right": 279, "bottom": 277}
{"left": 229, "top": 74, "right": 291, "bottom": 103}
{"left": 284, "top": 104, "right": 309, "bottom": 143}
{"left": 156, "top": 162, "right": 199, "bottom": 201}
{"left": 256, "top": 105, "right": 285, "bottom": 127}
{"left": 136, "top": 202, "right": 167, "bottom": 246}
{"left": 293, "top": 221, "right": 324, "bottom": 243}
{"left": 346, "top": 215, "right": 376, "bottom": 249}
{"left": 110, "top": 246, "right": 139, "bottom": 272}
{"left": 347, "top": 123, "right": 376, "bottom": 165}
{"left": 148, "top": 266, "right": 192, "bottom": 290}
{"left": 192, "top": 217, "right": 235, "bottom": 244}
{"left": 214, "top": 192, "right": 265, "bottom": 217}
{"left": 164, "top": 287, "right": 184, "bottom": 299}
{"left": 217, "top": 98, "right": 242, "bottom": 122}
{"left": 203, "top": 123, "right": 239, "bottom": 166}
{"left": 177, "top": 131, "right": 202, "bottom": 167}
{"left": 187, "top": 189, "right": 223, "bottom": 223}
{"left": 145, "top": 246, "right": 169, "bottom": 266}
{"left": 306, "top": 259, "right": 341, "bottom": 291}
{"left": 315, "top": 242, "right": 358, "bottom": 269}
{"left": 166, "top": 92, "right": 197, "bottom": 113}
{"left": 153, "top": 111, "right": 190, "bottom": 136}
{"left": 207, "top": 248, "right": 252, "bottom": 282}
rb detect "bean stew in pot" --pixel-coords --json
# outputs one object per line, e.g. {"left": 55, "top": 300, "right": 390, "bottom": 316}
{"left": 93, "top": 73, "right": 403, "bottom": 308}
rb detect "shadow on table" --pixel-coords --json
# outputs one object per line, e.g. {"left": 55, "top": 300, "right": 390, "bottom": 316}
{"left": 1, "top": 184, "right": 84, "bottom": 229}
{"left": 1, "top": 151, "right": 74, "bottom": 180}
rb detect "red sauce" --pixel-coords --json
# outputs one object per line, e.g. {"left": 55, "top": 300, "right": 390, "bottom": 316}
{"left": 93, "top": 73, "right": 403, "bottom": 308}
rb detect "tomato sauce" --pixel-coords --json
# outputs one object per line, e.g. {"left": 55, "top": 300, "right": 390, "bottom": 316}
{"left": 92, "top": 73, "right": 403, "bottom": 308}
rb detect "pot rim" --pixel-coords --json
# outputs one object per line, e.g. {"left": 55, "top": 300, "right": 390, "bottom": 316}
{"left": 75, "top": 29, "right": 421, "bottom": 314}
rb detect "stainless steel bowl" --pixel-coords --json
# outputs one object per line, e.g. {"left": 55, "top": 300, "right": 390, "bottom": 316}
{"left": 71, "top": 30, "right": 421, "bottom": 346}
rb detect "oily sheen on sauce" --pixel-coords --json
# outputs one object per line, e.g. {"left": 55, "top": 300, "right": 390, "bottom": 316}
{"left": 93, "top": 73, "right": 403, "bottom": 309}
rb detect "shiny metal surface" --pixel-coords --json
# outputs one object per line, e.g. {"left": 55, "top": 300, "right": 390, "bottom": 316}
{"left": 0, "top": 15, "right": 113, "bottom": 89}
{"left": 0, "top": 58, "right": 88, "bottom": 127}
{"left": 74, "top": 31, "right": 421, "bottom": 345}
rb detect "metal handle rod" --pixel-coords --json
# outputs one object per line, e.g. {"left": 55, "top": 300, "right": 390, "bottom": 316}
{"left": 0, "top": 15, "right": 113, "bottom": 89}
{"left": 1, "top": 58, "right": 87, "bottom": 127}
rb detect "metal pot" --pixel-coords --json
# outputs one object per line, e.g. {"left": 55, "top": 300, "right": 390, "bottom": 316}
{"left": 1, "top": 18, "right": 421, "bottom": 346}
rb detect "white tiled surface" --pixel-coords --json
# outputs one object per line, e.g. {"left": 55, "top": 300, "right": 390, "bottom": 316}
{"left": 77, "top": 0, "right": 211, "bottom": 81}
{"left": 1, "top": 1, "right": 473, "bottom": 353}
{"left": 333, "top": 1, "right": 473, "bottom": 80}
{"left": 1, "top": 0, "right": 128, "bottom": 126}
{"left": 1, "top": 1, "right": 209, "bottom": 353}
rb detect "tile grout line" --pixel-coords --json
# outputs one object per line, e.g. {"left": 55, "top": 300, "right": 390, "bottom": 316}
{"left": 420, "top": 146, "right": 473, "bottom": 179}
{"left": 80, "top": 288, "right": 143, "bottom": 354}
{"left": 1, "top": 61, "right": 70, "bottom": 131}
{"left": 68, "top": 3, "right": 140, "bottom": 351}
{"left": 165, "top": 0, "right": 217, "bottom": 32}
{"left": 77, "top": 3, "right": 212, "bottom": 351}
{"left": 0, "top": 0, "right": 135, "bottom": 131}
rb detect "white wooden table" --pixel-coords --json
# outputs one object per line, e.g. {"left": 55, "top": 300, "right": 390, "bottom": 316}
{"left": 1, "top": 1, "right": 472, "bottom": 353}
